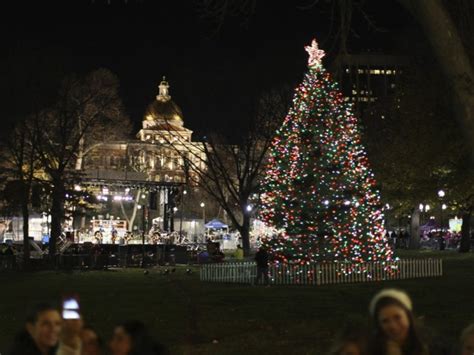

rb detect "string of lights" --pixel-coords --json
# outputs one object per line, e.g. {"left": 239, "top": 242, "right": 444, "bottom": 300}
{"left": 259, "top": 39, "right": 393, "bottom": 267}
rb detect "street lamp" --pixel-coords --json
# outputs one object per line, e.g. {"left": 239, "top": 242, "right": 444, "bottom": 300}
{"left": 438, "top": 190, "right": 446, "bottom": 236}
{"left": 179, "top": 190, "right": 187, "bottom": 239}
{"left": 200, "top": 202, "right": 205, "bottom": 223}
{"left": 419, "top": 203, "right": 430, "bottom": 225}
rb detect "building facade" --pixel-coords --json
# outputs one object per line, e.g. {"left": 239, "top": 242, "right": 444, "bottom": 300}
{"left": 332, "top": 53, "right": 410, "bottom": 115}
{"left": 79, "top": 78, "right": 206, "bottom": 236}
{"left": 84, "top": 77, "right": 205, "bottom": 184}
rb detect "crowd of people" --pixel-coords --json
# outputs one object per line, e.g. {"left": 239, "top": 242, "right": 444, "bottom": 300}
{"left": 329, "top": 288, "right": 473, "bottom": 355}
{"left": 385, "top": 230, "right": 465, "bottom": 251}
{"left": 8, "top": 302, "right": 167, "bottom": 355}
{"left": 7, "top": 288, "right": 474, "bottom": 354}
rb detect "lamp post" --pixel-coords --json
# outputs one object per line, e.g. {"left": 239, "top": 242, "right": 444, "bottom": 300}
{"left": 179, "top": 189, "right": 186, "bottom": 239}
{"left": 200, "top": 202, "right": 205, "bottom": 241}
{"left": 438, "top": 189, "right": 446, "bottom": 236}
{"left": 200, "top": 202, "right": 205, "bottom": 223}
{"left": 419, "top": 203, "right": 430, "bottom": 228}
{"left": 140, "top": 204, "right": 148, "bottom": 268}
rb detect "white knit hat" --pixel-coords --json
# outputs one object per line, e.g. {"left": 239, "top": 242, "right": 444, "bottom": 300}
{"left": 369, "top": 288, "right": 412, "bottom": 316}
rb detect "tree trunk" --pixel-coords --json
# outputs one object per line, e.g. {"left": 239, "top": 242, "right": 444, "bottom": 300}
{"left": 49, "top": 179, "right": 65, "bottom": 262}
{"left": 398, "top": 0, "right": 474, "bottom": 156}
{"left": 118, "top": 189, "right": 143, "bottom": 232}
{"left": 459, "top": 208, "right": 472, "bottom": 253}
{"left": 239, "top": 213, "right": 251, "bottom": 256}
{"left": 75, "top": 119, "right": 85, "bottom": 170}
{"left": 409, "top": 207, "right": 420, "bottom": 249}
{"left": 21, "top": 195, "right": 30, "bottom": 270}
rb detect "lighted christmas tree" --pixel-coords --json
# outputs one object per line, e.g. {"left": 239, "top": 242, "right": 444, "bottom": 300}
{"left": 259, "top": 38, "right": 393, "bottom": 265}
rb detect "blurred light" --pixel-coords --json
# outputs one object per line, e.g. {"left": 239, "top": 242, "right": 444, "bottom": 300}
{"left": 200, "top": 202, "right": 205, "bottom": 208}
{"left": 323, "top": 200, "right": 329, "bottom": 206}
{"left": 137, "top": 205, "right": 142, "bottom": 209}
{"left": 442, "top": 204, "right": 447, "bottom": 210}
{"left": 173, "top": 207, "right": 178, "bottom": 212}
{"left": 74, "top": 184, "right": 82, "bottom": 191}
{"left": 438, "top": 190, "right": 445, "bottom": 198}
{"left": 246, "top": 205, "right": 252, "bottom": 212}
{"left": 419, "top": 204, "right": 424, "bottom": 211}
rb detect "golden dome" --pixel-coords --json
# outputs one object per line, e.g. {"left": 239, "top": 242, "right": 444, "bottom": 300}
{"left": 145, "top": 99, "right": 184, "bottom": 123}
{"left": 144, "top": 77, "right": 184, "bottom": 124}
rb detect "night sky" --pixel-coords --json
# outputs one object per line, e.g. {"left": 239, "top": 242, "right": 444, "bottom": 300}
{"left": 1, "top": 0, "right": 415, "bottom": 139}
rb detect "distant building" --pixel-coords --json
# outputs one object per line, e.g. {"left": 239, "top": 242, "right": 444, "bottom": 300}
{"left": 80, "top": 78, "right": 206, "bottom": 234}
{"left": 84, "top": 77, "right": 205, "bottom": 184}
{"left": 332, "top": 53, "right": 410, "bottom": 115}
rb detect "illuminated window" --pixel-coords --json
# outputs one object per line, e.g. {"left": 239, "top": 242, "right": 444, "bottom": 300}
{"left": 352, "top": 90, "right": 357, "bottom": 95}
{"left": 386, "top": 70, "right": 392, "bottom": 75}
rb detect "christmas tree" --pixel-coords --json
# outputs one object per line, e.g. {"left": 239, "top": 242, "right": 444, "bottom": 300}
{"left": 259, "top": 38, "right": 392, "bottom": 265}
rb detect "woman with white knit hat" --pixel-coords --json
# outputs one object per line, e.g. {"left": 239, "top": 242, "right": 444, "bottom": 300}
{"left": 368, "top": 288, "right": 429, "bottom": 355}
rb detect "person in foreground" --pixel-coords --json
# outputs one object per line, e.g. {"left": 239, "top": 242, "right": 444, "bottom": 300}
{"left": 327, "top": 319, "right": 368, "bottom": 355}
{"left": 368, "top": 288, "right": 449, "bottom": 355}
{"left": 9, "top": 302, "right": 62, "bottom": 355}
{"left": 458, "top": 323, "right": 474, "bottom": 355}
{"left": 109, "top": 320, "right": 166, "bottom": 355}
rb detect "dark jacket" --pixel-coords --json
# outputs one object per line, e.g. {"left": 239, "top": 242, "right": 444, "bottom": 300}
{"left": 255, "top": 249, "right": 269, "bottom": 268}
{"left": 8, "top": 330, "right": 57, "bottom": 355}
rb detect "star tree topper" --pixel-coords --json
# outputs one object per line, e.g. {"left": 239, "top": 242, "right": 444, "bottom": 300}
{"left": 305, "top": 38, "right": 325, "bottom": 68}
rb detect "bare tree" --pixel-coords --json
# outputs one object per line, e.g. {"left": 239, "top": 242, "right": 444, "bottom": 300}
{"left": 157, "top": 90, "right": 289, "bottom": 255}
{"left": 33, "top": 69, "right": 129, "bottom": 259}
{"left": 196, "top": 0, "right": 474, "bottom": 156}
{"left": 0, "top": 119, "right": 38, "bottom": 269}
{"left": 74, "top": 70, "right": 131, "bottom": 170}
{"left": 397, "top": 0, "right": 474, "bottom": 158}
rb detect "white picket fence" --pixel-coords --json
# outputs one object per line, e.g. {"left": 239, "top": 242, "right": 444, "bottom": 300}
{"left": 200, "top": 259, "right": 443, "bottom": 285}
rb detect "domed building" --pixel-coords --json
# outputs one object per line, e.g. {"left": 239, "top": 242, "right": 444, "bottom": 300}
{"left": 143, "top": 78, "right": 185, "bottom": 127}
{"left": 85, "top": 77, "right": 204, "bottom": 184}
{"left": 81, "top": 78, "right": 206, "bottom": 235}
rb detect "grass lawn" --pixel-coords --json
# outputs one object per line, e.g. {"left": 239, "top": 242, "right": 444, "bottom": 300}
{"left": 1, "top": 249, "right": 473, "bottom": 354}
